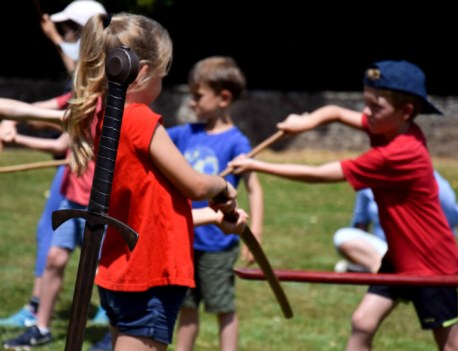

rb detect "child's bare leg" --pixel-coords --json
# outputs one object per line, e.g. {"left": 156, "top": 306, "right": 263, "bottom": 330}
{"left": 340, "top": 239, "right": 383, "bottom": 273}
{"left": 36, "top": 247, "right": 71, "bottom": 328}
{"left": 345, "top": 293, "right": 396, "bottom": 351}
{"left": 218, "top": 311, "right": 238, "bottom": 351}
{"left": 433, "top": 323, "right": 458, "bottom": 351}
{"left": 176, "top": 307, "right": 199, "bottom": 351}
{"left": 114, "top": 333, "right": 167, "bottom": 351}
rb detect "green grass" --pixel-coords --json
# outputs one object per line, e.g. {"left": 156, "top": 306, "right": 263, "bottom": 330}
{"left": 1, "top": 148, "right": 457, "bottom": 350}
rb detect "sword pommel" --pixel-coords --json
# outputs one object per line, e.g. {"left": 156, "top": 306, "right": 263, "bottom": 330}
{"left": 106, "top": 46, "right": 139, "bottom": 86}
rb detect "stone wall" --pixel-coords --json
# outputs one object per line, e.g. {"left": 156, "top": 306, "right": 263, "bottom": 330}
{"left": 155, "top": 86, "right": 458, "bottom": 159}
{"left": 2, "top": 77, "right": 458, "bottom": 159}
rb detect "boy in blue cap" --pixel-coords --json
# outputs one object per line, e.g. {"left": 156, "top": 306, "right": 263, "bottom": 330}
{"left": 229, "top": 60, "right": 458, "bottom": 350}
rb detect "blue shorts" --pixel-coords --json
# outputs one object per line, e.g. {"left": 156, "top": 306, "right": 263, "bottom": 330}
{"left": 51, "top": 199, "right": 86, "bottom": 250}
{"left": 35, "top": 166, "right": 65, "bottom": 277}
{"left": 98, "top": 285, "right": 187, "bottom": 344}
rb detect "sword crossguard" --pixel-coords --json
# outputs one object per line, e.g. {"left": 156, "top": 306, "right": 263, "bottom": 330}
{"left": 52, "top": 209, "right": 139, "bottom": 251}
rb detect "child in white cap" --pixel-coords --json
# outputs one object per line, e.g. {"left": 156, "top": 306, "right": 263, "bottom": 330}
{"left": 40, "top": 0, "right": 106, "bottom": 74}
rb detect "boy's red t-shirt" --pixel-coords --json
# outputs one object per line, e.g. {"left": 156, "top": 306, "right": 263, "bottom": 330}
{"left": 95, "top": 103, "right": 195, "bottom": 291}
{"left": 341, "top": 115, "right": 458, "bottom": 275}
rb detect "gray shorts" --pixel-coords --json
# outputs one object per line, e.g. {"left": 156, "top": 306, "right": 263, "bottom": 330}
{"left": 182, "top": 245, "right": 239, "bottom": 314}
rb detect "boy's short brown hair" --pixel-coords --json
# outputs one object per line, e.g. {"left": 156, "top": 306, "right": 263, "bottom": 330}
{"left": 381, "top": 89, "right": 424, "bottom": 119}
{"left": 188, "top": 56, "right": 246, "bottom": 101}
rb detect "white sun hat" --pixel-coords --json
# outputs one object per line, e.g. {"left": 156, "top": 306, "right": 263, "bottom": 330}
{"left": 50, "top": 0, "right": 107, "bottom": 26}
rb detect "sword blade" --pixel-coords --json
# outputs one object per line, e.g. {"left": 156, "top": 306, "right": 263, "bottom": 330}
{"left": 216, "top": 155, "right": 293, "bottom": 318}
{"left": 239, "top": 227, "right": 293, "bottom": 318}
{"left": 65, "top": 224, "right": 104, "bottom": 349}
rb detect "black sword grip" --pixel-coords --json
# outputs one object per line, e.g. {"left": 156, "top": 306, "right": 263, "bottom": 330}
{"left": 88, "top": 47, "right": 139, "bottom": 214}
{"left": 212, "top": 190, "right": 240, "bottom": 223}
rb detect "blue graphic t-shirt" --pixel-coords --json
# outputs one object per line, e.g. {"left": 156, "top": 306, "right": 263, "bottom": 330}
{"left": 167, "top": 123, "right": 252, "bottom": 251}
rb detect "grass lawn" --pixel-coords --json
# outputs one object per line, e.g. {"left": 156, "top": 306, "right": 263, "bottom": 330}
{"left": 1, "top": 148, "right": 457, "bottom": 350}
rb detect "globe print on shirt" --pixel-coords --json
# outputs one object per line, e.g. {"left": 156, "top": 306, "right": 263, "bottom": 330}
{"left": 184, "top": 146, "right": 219, "bottom": 175}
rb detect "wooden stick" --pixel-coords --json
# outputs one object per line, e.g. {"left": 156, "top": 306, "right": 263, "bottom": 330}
{"left": 0, "top": 158, "right": 69, "bottom": 174}
{"left": 219, "top": 130, "right": 285, "bottom": 177}
{"left": 216, "top": 129, "right": 293, "bottom": 318}
{"left": 235, "top": 268, "right": 458, "bottom": 287}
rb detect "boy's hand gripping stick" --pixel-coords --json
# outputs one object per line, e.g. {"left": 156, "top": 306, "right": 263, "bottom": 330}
{"left": 52, "top": 47, "right": 140, "bottom": 351}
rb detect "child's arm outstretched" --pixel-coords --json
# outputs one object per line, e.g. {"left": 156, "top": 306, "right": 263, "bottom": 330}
{"left": 0, "top": 98, "right": 65, "bottom": 124}
{"left": 229, "top": 156, "right": 345, "bottom": 184}
{"left": 228, "top": 105, "right": 362, "bottom": 185}
{"left": 277, "top": 105, "right": 363, "bottom": 135}
{"left": 1, "top": 123, "right": 69, "bottom": 158}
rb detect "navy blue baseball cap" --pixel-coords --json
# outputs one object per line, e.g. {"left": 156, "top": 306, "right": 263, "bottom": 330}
{"left": 363, "top": 60, "right": 442, "bottom": 115}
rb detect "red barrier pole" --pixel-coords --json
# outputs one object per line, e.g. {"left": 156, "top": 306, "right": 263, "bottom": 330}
{"left": 235, "top": 268, "right": 458, "bottom": 287}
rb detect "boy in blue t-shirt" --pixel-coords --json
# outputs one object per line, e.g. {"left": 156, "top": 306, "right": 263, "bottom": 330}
{"left": 169, "top": 56, "right": 264, "bottom": 351}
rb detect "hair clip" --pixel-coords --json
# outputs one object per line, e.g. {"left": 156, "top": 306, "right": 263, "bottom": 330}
{"left": 103, "top": 14, "right": 112, "bottom": 29}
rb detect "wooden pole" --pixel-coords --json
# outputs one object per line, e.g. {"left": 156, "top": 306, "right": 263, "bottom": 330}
{"left": 235, "top": 268, "right": 458, "bottom": 287}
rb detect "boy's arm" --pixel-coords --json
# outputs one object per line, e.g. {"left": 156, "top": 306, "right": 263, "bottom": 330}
{"left": 277, "top": 105, "right": 363, "bottom": 134}
{"left": 241, "top": 171, "right": 264, "bottom": 265}
{"left": 230, "top": 157, "right": 345, "bottom": 183}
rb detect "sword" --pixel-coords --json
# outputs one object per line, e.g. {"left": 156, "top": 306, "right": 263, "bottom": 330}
{"left": 52, "top": 46, "right": 140, "bottom": 351}
{"left": 213, "top": 191, "right": 293, "bottom": 319}
{"left": 214, "top": 130, "right": 293, "bottom": 319}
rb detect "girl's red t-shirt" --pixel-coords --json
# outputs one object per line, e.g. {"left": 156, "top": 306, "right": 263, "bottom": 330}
{"left": 95, "top": 103, "right": 195, "bottom": 291}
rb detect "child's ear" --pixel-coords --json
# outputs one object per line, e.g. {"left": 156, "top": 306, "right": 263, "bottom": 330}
{"left": 403, "top": 103, "right": 415, "bottom": 121}
{"left": 130, "top": 64, "right": 149, "bottom": 87}
{"left": 139, "top": 64, "right": 150, "bottom": 78}
{"left": 219, "top": 89, "right": 233, "bottom": 107}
